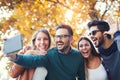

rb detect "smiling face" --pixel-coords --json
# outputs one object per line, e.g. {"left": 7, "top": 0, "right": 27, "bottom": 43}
{"left": 78, "top": 39, "right": 92, "bottom": 58}
{"left": 34, "top": 32, "right": 50, "bottom": 51}
{"left": 55, "top": 28, "right": 72, "bottom": 53}
{"left": 89, "top": 26, "right": 104, "bottom": 47}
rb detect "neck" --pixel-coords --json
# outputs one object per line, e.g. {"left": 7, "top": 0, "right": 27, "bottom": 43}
{"left": 58, "top": 46, "right": 71, "bottom": 54}
{"left": 64, "top": 46, "right": 71, "bottom": 54}
{"left": 86, "top": 56, "right": 101, "bottom": 69}
{"left": 101, "top": 37, "right": 114, "bottom": 49}
{"left": 87, "top": 56, "right": 98, "bottom": 63}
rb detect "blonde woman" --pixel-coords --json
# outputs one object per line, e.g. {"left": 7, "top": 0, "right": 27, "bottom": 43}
{"left": 10, "top": 29, "right": 51, "bottom": 80}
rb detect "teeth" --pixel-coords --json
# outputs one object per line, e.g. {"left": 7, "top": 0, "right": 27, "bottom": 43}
{"left": 41, "top": 46, "right": 46, "bottom": 48}
{"left": 58, "top": 43, "right": 63, "bottom": 45}
{"left": 57, "top": 43, "right": 61, "bottom": 45}
{"left": 83, "top": 51, "right": 87, "bottom": 52}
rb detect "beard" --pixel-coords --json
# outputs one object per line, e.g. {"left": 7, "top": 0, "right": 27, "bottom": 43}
{"left": 96, "top": 37, "right": 104, "bottom": 47}
{"left": 60, "top": 43, "right": 70, "bottom": 52}
{"left": 57, "top": 40, "right": 71, "bottom": 53}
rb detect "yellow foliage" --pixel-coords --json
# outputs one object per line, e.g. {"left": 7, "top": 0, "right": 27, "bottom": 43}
{"left": 0, "top": 0, "right": 119, "bottom": 47}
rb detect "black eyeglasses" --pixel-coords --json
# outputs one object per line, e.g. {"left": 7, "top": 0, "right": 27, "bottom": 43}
{"left": 54, "top": 34, "right": 71, "bottom": 39}
{"left": 89, "top": 30, "right": 101, "bottom": 35}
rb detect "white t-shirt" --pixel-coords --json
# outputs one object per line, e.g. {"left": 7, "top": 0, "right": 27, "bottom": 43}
{"left": 32, "top": 67, "right": 47, "bottom": 80}
{"left": 87, "top": 64, "right": 107, "bottom": 80}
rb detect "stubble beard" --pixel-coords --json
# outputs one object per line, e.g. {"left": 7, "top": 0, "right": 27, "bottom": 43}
{"left": 58, "top": 40, "right": 71, "bottom": 53}
{"left": 96, "top": 37, "right": 104, "bottom": 48}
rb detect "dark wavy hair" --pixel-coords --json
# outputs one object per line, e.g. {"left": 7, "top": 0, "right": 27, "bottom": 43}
{"left": 88, "top": 20, "right": 111, "bottom": 39}
{"left": 88, "top": 20, "right": 110, "bottom": 31}
{"left": 78, "top": 37, "right": 99, "bottom": 80}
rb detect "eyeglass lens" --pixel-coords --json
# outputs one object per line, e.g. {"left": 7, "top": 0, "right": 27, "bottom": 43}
{"left": 89, "top": 30, "right": 100, "bottom": 35}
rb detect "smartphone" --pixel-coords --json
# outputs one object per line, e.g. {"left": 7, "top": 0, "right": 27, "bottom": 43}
{"left": 4, "top": 34, "right": 23, "bottom": 54}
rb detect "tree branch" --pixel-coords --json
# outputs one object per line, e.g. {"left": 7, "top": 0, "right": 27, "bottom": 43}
{"left": 47, "top": 0, "right": 70, "bottom": 9}
{"left": 101, "top": 1, "right": 112, "bottom": 20}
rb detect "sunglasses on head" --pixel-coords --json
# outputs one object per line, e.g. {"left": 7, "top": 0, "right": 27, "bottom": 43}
{"left": 89, "top": 30, "right": 101, "bottom": 35}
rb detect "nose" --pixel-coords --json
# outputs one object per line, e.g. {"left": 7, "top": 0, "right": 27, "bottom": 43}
{"left": 82, "top": 46, "right": 86, "bottom": 49}
{"left": 40, "top": 39, "right": 44, "bottom": 44}
{"left": 55, "top": 37, "right": 62, "bottom": 41}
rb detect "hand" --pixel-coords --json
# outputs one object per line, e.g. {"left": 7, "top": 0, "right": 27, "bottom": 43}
{"left": 107, "top": 17, "right": 119, "bottom": 34}
{"left": 5, "top": 53, "right": 17, "bottom": 61}
{"left": 25, "top": 50, "right": 47, "bottom": 55}
{"left": 18, "top": 46, "right": 31, "bottom": 54}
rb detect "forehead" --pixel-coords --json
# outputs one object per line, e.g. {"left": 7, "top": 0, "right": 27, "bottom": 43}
{"left": 56, "top": 28, "right": 69, "bottom": 35}
{"left": 79, "top": 39, "right": 89, "bottom": 44}
{"left": 89, "top": 26, "right": 99, "bottom": 31}
{"left": 36, "top": 32, "right": 48, "bottom": 37}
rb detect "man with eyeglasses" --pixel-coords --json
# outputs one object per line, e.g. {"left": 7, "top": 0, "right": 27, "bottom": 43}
{"left": 88, "top": 20, "right": 120, "bottom": 80}
{"left": 6, "top": 24, "right": 85, "bottom": 80}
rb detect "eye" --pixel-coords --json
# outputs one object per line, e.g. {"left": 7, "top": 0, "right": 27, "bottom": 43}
{"left": 37, "top": 38, "right": 41, "bottom": 41}
{"left": 55, "top": 34, "right": 70, "bottom": 39}
{"left": 79, "top": 45, "right": 83, "bottom": 48}
{"left": 43, "top": 38, "right": 49, "bottom": 40}
{"left": 89, "top": 30, "right": 101, "bottom": 35}
{"left": 85, "top": 44, "right": 90, "bottom": 47}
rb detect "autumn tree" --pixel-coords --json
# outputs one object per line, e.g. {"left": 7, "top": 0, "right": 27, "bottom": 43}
{"left": 0, "top": 0, "right": 119, "bottom": 47}
{"left": 0, "top": 0, "right": 119, "bottom": 79}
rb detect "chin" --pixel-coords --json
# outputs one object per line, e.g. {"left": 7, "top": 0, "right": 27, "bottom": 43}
{"left": 57, "top": 48, "right": 63, "bottom": 51}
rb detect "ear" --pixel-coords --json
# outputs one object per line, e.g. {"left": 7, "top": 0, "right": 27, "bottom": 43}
{"left": 70, "top": 36, "right": 73, "bottom": 41}
{"left": 103, "top": 31, "right": 109, "bottom": 37}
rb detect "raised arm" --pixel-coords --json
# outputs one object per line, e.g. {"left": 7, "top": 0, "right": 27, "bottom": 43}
{"left": 14, "top": 54, "right": 48, "bottom": 67}
{"left": 6, "top": 50, "right": 48, "bottom": 68}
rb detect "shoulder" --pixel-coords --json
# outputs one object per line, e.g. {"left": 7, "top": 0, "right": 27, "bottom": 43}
{"left": 46, "top": 47, "right": 57, "bottom": 54}
{"left": 47, "top": 47, "right": 57, "bottom": 51}
{"left": 71, "top": 48, "right": 83, "bottom": 58}
{"left": 71, "top": 48, "right": 81, "bottom": 54}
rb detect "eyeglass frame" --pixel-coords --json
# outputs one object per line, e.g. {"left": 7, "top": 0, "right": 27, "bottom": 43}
{"left": 54, "top": 34, "right": 71, "bottom": 39}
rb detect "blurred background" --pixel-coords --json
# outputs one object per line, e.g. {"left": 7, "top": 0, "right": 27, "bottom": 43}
{"left": 0, "top": 0, "right": 120, "bottom": 80}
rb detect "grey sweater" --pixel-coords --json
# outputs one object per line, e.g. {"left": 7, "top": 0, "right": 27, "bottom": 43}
{"left": 98, "top": 32, "right": 120, "bottom": 80}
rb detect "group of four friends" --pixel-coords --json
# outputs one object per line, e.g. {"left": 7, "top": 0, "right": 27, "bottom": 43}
{"left": 5, "top": 20, "right": 120, "bottom": 80}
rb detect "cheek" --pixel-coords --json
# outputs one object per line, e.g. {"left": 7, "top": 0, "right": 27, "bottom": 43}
{"left": 34, "top": 41, "right": 41, "bottom": 48}
{"left": 35, "top": 41, "right": 39, "bottom": 46}
{"left": 65, "top": 39, "right": 70, "bottom": 44}
{"left": 46, "top": 41, "right": 49, "bottom": 46}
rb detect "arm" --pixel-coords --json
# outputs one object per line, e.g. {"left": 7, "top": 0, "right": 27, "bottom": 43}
{"left": 114, "top": 31, "right": 120, "bottom": 52}
{"left": 25, "top": 50, "right": 47, "bottom": 55}
{"left": 10, "top": 63, "right": 25, "bottom": 78}
{"left": 14, "top": 53, "right": 48, "bottom": 68}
